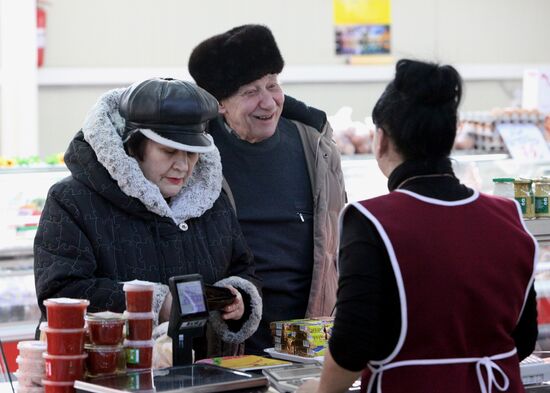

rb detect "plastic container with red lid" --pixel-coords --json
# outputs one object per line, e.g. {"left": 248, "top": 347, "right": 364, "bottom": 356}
{"left": 123, "top": 311, "right": 154, "bottom": 341}
{"left": 43, "top": 353, "right": 87, "bottom": 382}
{"left": 42, "top": 379, "right": 75, "bottom": 393}
{"left": 124, "top": 339, "right": 154, "bottom": 370}
{"left": 85, "top": 312, "right": 125, "bottom": 346}
{"left": 18, "top": 340, "right": 47, "bottom": 360}
{"left": 41, "top": 326, "right": 86, "bottom": 355}
{"left": 43, "top": 298, "right": 89, "bottom": 329}
{"left": 123, "top": 280, "right": 154, "bottom": 312}
{"left": 84, "top": 344, "right": 126, "bottom": 376}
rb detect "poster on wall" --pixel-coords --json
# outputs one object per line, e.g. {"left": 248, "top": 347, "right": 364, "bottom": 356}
{"left": 333, "top": 0, "right": 391, "bottom": 58}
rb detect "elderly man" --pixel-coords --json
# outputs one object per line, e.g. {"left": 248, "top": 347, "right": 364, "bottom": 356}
{"left": 188, "top": 24, "right": 346, "bottom": 355}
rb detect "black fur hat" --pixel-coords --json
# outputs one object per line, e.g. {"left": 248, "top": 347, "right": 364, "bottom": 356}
{"left": 188, "top": 24, "right": 284, "bottom": 101}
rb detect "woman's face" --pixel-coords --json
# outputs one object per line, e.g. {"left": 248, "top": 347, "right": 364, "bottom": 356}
{"left": 137, "top": 139, "right": 199, "bottom": 198}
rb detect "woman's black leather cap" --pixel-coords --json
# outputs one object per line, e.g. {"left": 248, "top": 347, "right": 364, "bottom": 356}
{"left": 119, "top": 78, "right": 219, "bottom": 152}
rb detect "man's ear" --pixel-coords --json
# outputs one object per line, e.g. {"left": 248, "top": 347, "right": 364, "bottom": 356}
{"left": 218, "top": 102, "right": 226, "bottom": 114}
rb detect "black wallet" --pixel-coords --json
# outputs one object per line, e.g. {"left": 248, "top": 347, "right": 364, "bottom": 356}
{"left": 205, "top": 284, "right": 236, "bottom": 311}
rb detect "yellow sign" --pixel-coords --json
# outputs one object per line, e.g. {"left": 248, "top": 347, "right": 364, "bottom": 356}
{"left": 333, "top": 0, "right": 391, "bottom": 25}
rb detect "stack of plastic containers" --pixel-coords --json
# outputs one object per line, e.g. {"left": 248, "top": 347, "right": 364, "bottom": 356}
{"left": 84, "top": 311, "right": 126, "bottom": 376}
{"left": 42, "top": 298, "right": 89, "bottom": 393}
{"left": 15, "top": 340, "right": 47, "bottom": 393}
{"left": 123, "top": 280, "right": 155, "bottom": 370}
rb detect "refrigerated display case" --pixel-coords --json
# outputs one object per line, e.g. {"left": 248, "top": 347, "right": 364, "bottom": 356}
{"left": 0, "top": 165, "right": 69, "bottom": 370}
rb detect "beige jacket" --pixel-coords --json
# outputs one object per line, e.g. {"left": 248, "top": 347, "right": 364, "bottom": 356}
{"left": 293, "top": 119, "right": 346, "bottom": 317}
{"left": 222, "top": 118, "right": 346, "bottom": 318}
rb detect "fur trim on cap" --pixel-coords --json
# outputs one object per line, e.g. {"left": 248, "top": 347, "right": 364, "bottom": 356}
{"left": 208, "top": 276, "right": 262, "bottom": 344}
{"left": 189, "top": 24, "right": 284, "bottom": 101}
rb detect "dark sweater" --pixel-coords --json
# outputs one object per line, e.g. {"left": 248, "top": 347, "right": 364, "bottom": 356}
{"left": 329, "top": 158, "right": 538, "bottom": 371}
{"left": 210, "top": 116, "right": 314, "bottom": 354}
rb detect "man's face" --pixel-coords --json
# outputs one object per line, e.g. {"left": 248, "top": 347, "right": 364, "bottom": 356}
{"left": 219, "top": 74, "right": 284, "bottom": 143}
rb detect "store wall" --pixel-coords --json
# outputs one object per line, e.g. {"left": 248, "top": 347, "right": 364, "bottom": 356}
{"left": 33, "top": 0, "right": 550, "bottom": 155}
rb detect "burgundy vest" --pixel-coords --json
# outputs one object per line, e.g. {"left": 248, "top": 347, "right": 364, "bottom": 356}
{"left": 355, "top": 190, "right": 537, "bottom": 393}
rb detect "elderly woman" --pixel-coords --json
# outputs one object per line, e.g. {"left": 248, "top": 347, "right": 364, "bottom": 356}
{"left": 34, "top": 78, "right": 262, "bottom": 359}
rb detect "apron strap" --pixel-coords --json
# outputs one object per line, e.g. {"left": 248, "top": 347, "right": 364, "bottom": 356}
{"left": 366, "top": 348, "right": 517, "bottom": 393}
{"left": 475, "top": 356, "right": 510, "bottom": 393}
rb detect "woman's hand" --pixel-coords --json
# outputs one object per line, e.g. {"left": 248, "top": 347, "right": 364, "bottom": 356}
{"left": 296, "top": 378, "right": 320, "bottom": 393}
{"left": 159, "top": 292, "right": 172, "bottom": 323}
{"left": 221, "top": 285, "right": 244, "bottom": 320}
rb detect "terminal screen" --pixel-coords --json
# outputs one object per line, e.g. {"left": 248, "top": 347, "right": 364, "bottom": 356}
{"left": 176, "top": 281, "right": 206, "bottom": 315}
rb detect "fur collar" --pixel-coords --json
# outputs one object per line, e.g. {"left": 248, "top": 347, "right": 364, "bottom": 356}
{"left": 81, "top": 88, "right": 222, "bottom": 225}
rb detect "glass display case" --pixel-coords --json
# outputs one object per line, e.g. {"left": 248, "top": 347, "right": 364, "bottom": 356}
{"left": 0, "top": 166, "right": 69, "bottom": 352}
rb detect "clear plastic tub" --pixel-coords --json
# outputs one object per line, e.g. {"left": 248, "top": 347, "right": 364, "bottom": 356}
{"left": 17, "top": 385, "right": 45, "bottom": 393}
{"left": 17, "top": 340, "right": 47, "bottom": 360}
{"left": 124, "top": 339, "right": 154, "bottom": 369}
{"left": 43, "top": 353, "right": 87, "bottom": 382}
{"left": 14, "top": 370, "right": 44, "bottom": 387}
{"left": 84, "top": 344, "right": 126, "bottom": 376}
{"left": 42, "top": 379, "right": 74, "bottom": 393}
{"left": 123, "top": 311, "right": 154, "bottom": 341}
{"left": 41, "top": 326, "right": 86, "bottom": 356}
{"left": 123, "top": 280, "right": 154, "bottom": 312}
{"left": 16, "top": 356, "right": 45, "bottom": 374}
{"left": 43, "top": 298, "right": 89, "bottom": 329}
{"left": 85, "top": 312, "right": 125, "bottom": 346}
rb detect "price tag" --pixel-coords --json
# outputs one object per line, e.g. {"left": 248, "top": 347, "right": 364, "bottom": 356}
{"left": 497, "top": 123, "right": 550, "bottom": 160}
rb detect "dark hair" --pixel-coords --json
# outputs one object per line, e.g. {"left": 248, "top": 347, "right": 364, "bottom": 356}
{"left": 372, "top": 59, "right": 462, "bottom": 160}
{"left": 124, "top": 131, "right": 148, "bottom": 161}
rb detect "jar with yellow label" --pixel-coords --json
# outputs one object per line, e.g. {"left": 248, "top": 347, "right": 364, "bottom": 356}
{"left": 534, "top": 178, "right": 550, "bottom": 218}
{"left": 514, "top": 178, "right": 535, "bottom": 219}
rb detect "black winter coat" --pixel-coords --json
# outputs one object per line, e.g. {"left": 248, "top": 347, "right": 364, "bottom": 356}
{"left": 34, "top": 88, "right": 261, "bottom": 355}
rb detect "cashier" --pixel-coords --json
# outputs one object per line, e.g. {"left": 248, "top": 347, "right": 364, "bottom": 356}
{"left": 298, "top": 59, "right": 538, "bottom": 393}
{"left": 34, "top": 78, "right": 262, "bottom": 359}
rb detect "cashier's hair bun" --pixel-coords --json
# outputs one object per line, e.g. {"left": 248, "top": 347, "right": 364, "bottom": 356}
{"left": 372, "top": 59, "right": 463, "bottom": 160}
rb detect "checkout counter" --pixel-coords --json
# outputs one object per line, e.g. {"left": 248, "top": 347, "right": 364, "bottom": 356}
{"left": 75, "top": 274, "right": 271, "bottom": 393}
